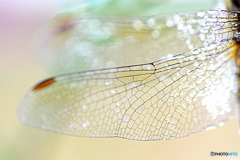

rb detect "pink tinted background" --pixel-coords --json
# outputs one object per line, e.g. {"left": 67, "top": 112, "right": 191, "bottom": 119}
{"left": 1, "top": 0, "right": 240, "bottom": 160}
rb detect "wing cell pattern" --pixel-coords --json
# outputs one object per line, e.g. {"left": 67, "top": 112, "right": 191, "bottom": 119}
{"left": 19, "top": 10, "right": 240, "bottom": 140}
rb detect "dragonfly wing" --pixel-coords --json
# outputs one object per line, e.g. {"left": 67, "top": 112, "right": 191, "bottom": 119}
{"left": 18, "top": 46, "right": 237, "bottom": 140}
{"left": 19, "top": 10, "right": 239, "bottom": 140}
{"left": 38, "top": 10, "right": 238, "bottom": 72}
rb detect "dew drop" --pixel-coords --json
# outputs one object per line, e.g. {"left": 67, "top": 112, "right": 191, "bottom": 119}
{"left": 198, "top": 54, "right": 206, "bottom": 60}
{"left": 177, "top": 23, "right": 184, "bottom": 30}
{"left": 165, "top": 114, "right": 171, "bottom": 123}
{"left": 69, "top": 122, "right": 79, "bottom": 129}
{"left": 173, "top": 14, "right": 180, "bottom": 24}
{"left": 189, "top": 90, "right": 196, "bottom": 98}
{"left": 197, "top": 11, "right": 205, "bottom": 17}
{"left": 133, "top": 20, "right": 145, "bottom": 31}
{"left": 218, "top": 122, "right": 225, "bottom": 127}
{"left": 189, "top": 56, "right": 194, "bottom": 61}
{"left": 159, "top": 92, "right": 164, "bottom": 98}
{"left": 192, "top": 50, "right": 199, "bottom": 55}
{"left": 189, "top": 83, "right": 196, "bottom": 88}
{"left": 116, "top": 102, "right": 120, "bottom": 107}
{"left": 159, "top": 75, "right": 166, "bottom": 81}
{"left": 129, "top": 83, "right": 136, "bottom": 89}
{"left": 147, "top": 18, "right": 156, "bottom": 28}
{"left": 105, "top": 81, "right": 112, "bottom": 86}
{"left": 82, "top": 105, "right": 87, "bottom": 109}
{"left": 116, "top": 102, "right": 121, "bottom": 107}
{"left": 146, "top": 65, "right": 152, "bottom": 70}
{"left": 205, "top": 125, "right": 217, "bottom": 131}
{"left": 115, "top": 108, "right": 120, "bottom": 113}
{"left": 166, "top": 19, "right": 173, "bottom": 27}
{"left": 196, "top": 78, "right": 202, "bottom": 84}
{"left": 167, "top": 54, "right": 173, "bottom": 58}
{"left": 111, "top": 90, "right": 116, "bottom": 94}
{"left": 82, "top": 122, "right": 88, "bottom": 128}
{"left": 194, "top": 62, "right": 199, "bottom": 67}
{"left": 164, "top": 130, "right": 169, "bottom": 135}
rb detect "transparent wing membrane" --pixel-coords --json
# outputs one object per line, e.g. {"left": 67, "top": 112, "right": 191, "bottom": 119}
{"left": 19, "top": 10, "right": 240, "bottom": 140}
{"left": 39, "top": 10, "right": 238, "bottom": 72}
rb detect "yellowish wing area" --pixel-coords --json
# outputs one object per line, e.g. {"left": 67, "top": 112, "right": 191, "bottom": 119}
{"left": 19, "top": 10, "right": 240, "bottom": 140}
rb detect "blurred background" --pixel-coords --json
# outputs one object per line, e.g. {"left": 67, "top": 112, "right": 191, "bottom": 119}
{"left": 1, "top": 0, "right": 240, "bottom": 160}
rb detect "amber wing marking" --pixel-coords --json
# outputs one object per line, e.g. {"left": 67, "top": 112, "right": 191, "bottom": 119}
{"left": 33, "top": 78, "right": 56, "bottom": 90}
